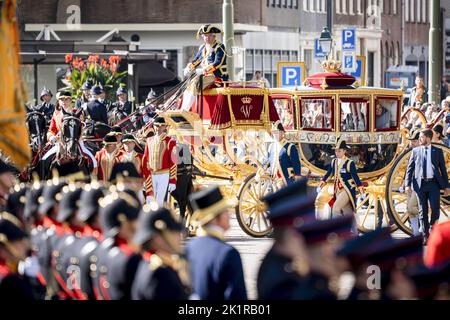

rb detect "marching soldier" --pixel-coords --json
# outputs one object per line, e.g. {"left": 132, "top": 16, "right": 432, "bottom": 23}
{"left": 318, "top": 139, "right": 364, "bottom": 219}
{"left": 257, "top": 178, "right": 316, "bottom": 300}
{"left": 142, "top": 116, "right": 177, "bottom": 206}
{"left": 186, "top": 186, "right": 247, "bottom": 300}
{"left": 76, "top": 81, "right": 92, "bottom": 109}
{"left": 94, "top": 134, "right": 121, "bottom": 181}
{"left": 267, "top": 122, "right": 302, "bottom": 186}
{"left": 84, "top": 84, "right": 109, "bottom": 125}
{"left": 0, "top": 213, "right": 34, "bottom": 300}
{"left": 109, "top": 162, "right": 145, "bottom": 204}
{"left": 131, "top": 205, "right": 190, "bottom": 300}
{"left": 118, "top": 134, "right": 143, "bottom": 175}
{"left": 91, "top": 193, "right": 141, "bottom": 300}
{"left": 5, "top": 183, "right": 28, "bottom": 223}
{"left": 111, "top": 86, "right": 132, "bottom": 116}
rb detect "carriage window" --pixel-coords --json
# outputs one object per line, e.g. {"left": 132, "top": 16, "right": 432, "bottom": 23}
{"left": 301, "top": 98, "right": 333, "bottom": 130}
{"left": 340, "top": 100, "right": 369, "bottom": 132}
{"left": 375, "top": 98, "right": 399, "bottom": 131}
{"left": 273, "top": 98, "right": 295, "bottom": 130}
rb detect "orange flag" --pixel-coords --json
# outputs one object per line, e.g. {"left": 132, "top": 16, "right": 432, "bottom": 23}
{"left": 0, "top": 0, "right": 31, "bottom": 170}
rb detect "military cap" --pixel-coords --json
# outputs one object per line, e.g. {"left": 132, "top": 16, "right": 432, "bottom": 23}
{"left": 196, "top": 24, "right": 222, "bottom": 39}
{"left": 407, "top": 128, "right": 421, "bottom": 141}
{"left": 57, "top": 91, "right": 71, "bottom": 100}
{"left": 99, "top": 193, "right": 140, "bottom": 237}
{"left": 116, "top": 86, "right": 127, "bottom": 96}
{"left": 267, "top": 178, "right": 317, "bottom": 228}
{"left": 38, "top": 180, "right": 67, "bottom": 214}
{"left": 364, "top": 236, "right": 424, "bottom": 271}
{"left": 189, "top": 185, "right": 236, "bottom": 226}
{"left": 0, "top": 214, "right": 27, "bottom": 243}
{"left": 334, "top": 138, "right": 350, "bottom": 150}
{"left": 78, "top": 182, "right": 105, "bottom": 222}
{"left": 90, "top": 84, "right": 104, "bottom": 95}
{"left": 57, "top": 185, "right": 83, "bottom": 223}
{"left": 110, "top": 126, "right": 123, "bottom": 134}
{"left": 133, "top": 205, "right": 182, "bottom": 246}
{"left": 407, "top": 262, "right": 450, "bottom": 299}
{"left": 336, "top": 227, "right": 392, "bottom": 268}
{"left": 296, "top": 214, "right": 355, "bottom": 246}
{"left": 24, "top": 181, "right": 45, "bottom": 220}
{"left": 5, "top": 183, "right": 28, "bottom": 219}
{"left": 40, "top": 88, "right": 53, "bottom": 101}
{"left": 103, "top": 134, "right": 118, "bottom": 145}
{"left": 81, "top": 81, "right": 93, "bottom": 91}
{"left": 263, "top": 177, "right": 311, "bottom": 209}
{"left": 109, "top": 162, "right": 142, "bottom": 183}
{"left": 0, "top": 158, "right": 18, "bottom": 175}
{"left": 152, "top": 116, "right": 168, "bottom": 127}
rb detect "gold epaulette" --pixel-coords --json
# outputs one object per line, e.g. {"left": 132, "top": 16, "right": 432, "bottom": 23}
{"left": 149, "top": 254, "right": 164, "bottom": 271}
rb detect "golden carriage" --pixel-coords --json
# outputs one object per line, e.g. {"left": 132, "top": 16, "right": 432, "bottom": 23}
{"left": 163, "top": 62, "right": 450, "bottom": 237}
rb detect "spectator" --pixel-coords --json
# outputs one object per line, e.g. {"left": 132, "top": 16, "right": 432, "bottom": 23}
{"left": 252, "top": 71, "right": 271, "bottom": 88}
{"left": 441, "top": 77, "right": 448, "bottom": 102}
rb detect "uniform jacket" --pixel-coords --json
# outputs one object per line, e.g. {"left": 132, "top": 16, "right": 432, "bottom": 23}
{"left": 0, "top": 259, "right": 35, "bottom": 300}
{"left": 143, "top": 134, "right": 177, "bottom": 195}
{"left": 268, "top": 139, "right": 302, "bottom": 185}
{"left": 186, "top": 232, "right": 247, "bottom": 300}
{"left": 95, "top": 149, "right": 121, "bottom": 181}
{"left": 131, "top": 253, "right": 188, "bottom": 300}
{"left": 84, "top": 99, "right": 108, "bottom": 124}
{"left": 111, "top": 100, "right": 132, "bottom": 116}
{"left": 118, "top": 150, "right": 144, "bottom": 175}
{"left": 322, "top": 157, "right": 363, "bottom": 210}
{"left": 34, "top": 102, "right": 55, "bottom": 124}
{"left": 191, "top": 40, "right": 229, "bottom": 82}
{"left": 257, "top": 246, "right": 307, "bottom": 300}
{"left": 91, "top": 237, "right": 142, "bottom": 300}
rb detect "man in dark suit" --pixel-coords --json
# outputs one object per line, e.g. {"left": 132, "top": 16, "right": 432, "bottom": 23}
{"left": 84, "top": 84, "right": 109, "bottom": 125}
{"left": 186, "top": 186, "right": 247, "bottom": 300}
{"left": 405, "top": 129, "right": 450, "bottom": 242}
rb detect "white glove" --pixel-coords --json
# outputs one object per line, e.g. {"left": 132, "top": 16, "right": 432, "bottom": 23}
{"left": 195, "top": 68, "right": 205, "bottom": 76}
{"left": 168, "top": 183, "right": 176, "bottom": 193}
{"left": 19, "top": 256, "right": 41, "bottom": 278}
{"left": 49, "top": 135, "right": 57, "bottom": 144}
{"left": 183, "top": 66, "right": 191, "bottom": 77}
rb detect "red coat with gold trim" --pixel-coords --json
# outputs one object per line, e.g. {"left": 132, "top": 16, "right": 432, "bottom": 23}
{"left": 142, "top": 134, "right": 177, "bottom": 196}
{"left": 118, "top": 151, "right": 144, "bottom": 175}
{"left": 95, "top": 149, "right": 122, "bottom": 181}
{"left": 47, "top": 109, "right": 63, "bottom": 140}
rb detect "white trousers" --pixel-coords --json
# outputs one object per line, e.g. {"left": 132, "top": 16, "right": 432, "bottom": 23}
{"left": 41, "top": 141, "right": 97, "bottom": 168}
{"left": 180, "top": 91, "right": 196, "bottom": 112}
{"left": 146, "top": 172, "right": 170, "bottom": 207}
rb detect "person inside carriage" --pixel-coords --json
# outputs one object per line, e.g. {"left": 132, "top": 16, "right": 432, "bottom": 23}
{"left": 43, "top": 91, "right": 97, "bottom": 169}
{"left": 180, "top": 24, "right": 229, "bottom": 112}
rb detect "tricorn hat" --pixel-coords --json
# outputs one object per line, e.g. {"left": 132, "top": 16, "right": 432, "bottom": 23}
{"left": 152, "top": 116, "right": 168, "bottom": 127}
{"left": 109, "top": 162, "right": 142, "bottom": 183}
{"left": 335, "top": 138, "right": 350, "bottom": 150}
{"left": 196, "top": 24, "right": 222, "bottom": 39}
{"left": 103, "top": 134, "right": 118, "bottom": 145}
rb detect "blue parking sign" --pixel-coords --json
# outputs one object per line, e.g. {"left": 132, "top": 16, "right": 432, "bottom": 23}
{"left": 314, "top": 39, "right": 325, "bottom": 58}
{"left": 342, "top": 28, "right": 356, "bottom": 51}
{"left": 277, "top": 62, "right": 306, "bottom": 88}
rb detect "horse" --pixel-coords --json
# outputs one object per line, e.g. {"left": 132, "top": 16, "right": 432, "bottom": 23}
{"left": 26, "top": 107, "right": 47, "bottom": 156}
{"left": 41, "top": 109, "right": 92, "bottom": 179}
{"left": 82, "top": 117, "right": 112, "bottom": 154}
{"left": 107, "top": 105, "right": 129, "bottom": 127}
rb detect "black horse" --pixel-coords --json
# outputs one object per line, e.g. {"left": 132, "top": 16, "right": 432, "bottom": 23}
{"left": 107, "top": 105, "right": 129, "bottom": 127}
{"left": 42, "top": 109, "right": 91, "bottom": 179}
{"left": 26, "top": 108, "right": 47, "bottom": 156}
{"left": 82, "top": 117, "right": 112, "bottom": 155}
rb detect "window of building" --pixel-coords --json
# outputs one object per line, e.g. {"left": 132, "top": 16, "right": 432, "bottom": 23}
{"left": 294, "top": 0, "right": 298, "bottom": 9}
{"left": 405, "top": 0, "right": 409, "bottom": 21}
{"left": 309, "top": 0, "right": 314, "bottom": 12}
{"left": 276, "top": 0, "right": 281, "bottom": 7}
{"left": 303, "top": 0, "right": 308, "bottom": 11}
{"left": 411, "top": 0, "right": 415, "bottom": 22}
{"left": 336, "top": 0, "right": 341, "bottom": 13}
{"left": 393, "top": 0, "right": 397, "bottom": 15}
{"left": 288, "top": 0, "right": 293, "bottom": 8}
{"left": 422, "top": 0, "right": 427, "bottom": 23}
{"left": 282, "top": 0, "right": 287, "bottom": 8}
{"left": 417, "top": 0, "right": 421, "bottom": 23}
{"left": 304, "top": 49, "right": 313, "bottom": 75}
{"left": 357, "top": 0, "right": 363, "bottom": 14}
{"left": 342, "top": 0, "right": 347, "bottom": 14}
{"left": 321, "top": 0, "right": 326, "bottom": 13}
{"left": 349, "top": 0, "right": 354, "bottom": 15}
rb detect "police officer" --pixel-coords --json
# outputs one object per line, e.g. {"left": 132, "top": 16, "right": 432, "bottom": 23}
{"left": 186, "top": 185, "right": 247, "bottom": 300}
{"left": 91, "top": 193, "right": 141, "bottom": 300}
{"left": 131, "top": 205, "right": 189, "bottom": 300}
{"left": 35, "top": 88, "right": 55, "bottom": 126}
{"left": 84, "top": 84, "right": 109, "bottom": 125}
{"left": 266, "top": 122, "right": 301, "bottom": 187}
{"left": 111, "top": 86, "right": 132, "bottom": 116}
{"left": 257, "top": 178, "right": 316, "bottom": 300}
{"left": 76, "top": 81, "right": 93, "bottom": 109}
{"left": 318, "top": 139, "right": 364, "bottom": 218}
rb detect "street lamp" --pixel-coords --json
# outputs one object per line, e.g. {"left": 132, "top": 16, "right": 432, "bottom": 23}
{"left": 319, "top": 27, "right": 332, "bottom": 60}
